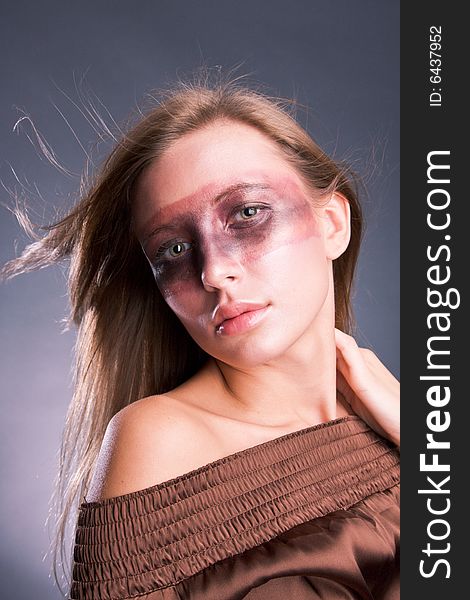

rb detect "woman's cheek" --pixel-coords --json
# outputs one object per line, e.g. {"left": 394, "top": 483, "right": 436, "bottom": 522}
{"left": 154, "top": 256, "right": 198, "bottom": 297}
{"left": 238, "top": 207, "right": 321, "bottom": 264}
{"left": 159, "top": 281, "right": 204, "bottom": 324}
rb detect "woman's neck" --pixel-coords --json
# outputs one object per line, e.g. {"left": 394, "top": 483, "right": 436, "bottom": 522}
{"left": 201, "top": 327, "right": 340, "bottom": 430}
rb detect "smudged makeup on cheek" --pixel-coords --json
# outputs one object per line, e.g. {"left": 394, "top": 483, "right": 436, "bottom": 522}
{"left": 140, "top": 175, "right": 323, "bottom": 301}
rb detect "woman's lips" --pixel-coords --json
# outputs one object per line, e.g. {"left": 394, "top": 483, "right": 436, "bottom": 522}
{"left": 216, "top": 305, "right": 271, "bottom": 336}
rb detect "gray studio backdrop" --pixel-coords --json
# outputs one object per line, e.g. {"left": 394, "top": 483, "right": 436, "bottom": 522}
{"left": 0, "top": 1, "right": 399, "bottom": 598}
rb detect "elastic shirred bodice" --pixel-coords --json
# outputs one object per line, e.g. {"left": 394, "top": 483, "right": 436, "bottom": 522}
{"left": 71, "top": 415, "right": 400, "bottom": 600}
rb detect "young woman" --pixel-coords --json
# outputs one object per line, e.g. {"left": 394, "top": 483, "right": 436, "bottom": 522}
{"left": 1, "top": 79, "right": 399, "bottom": 599}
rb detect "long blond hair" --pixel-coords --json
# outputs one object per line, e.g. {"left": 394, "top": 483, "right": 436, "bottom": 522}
{"left": 1, "top": 74, "right": 362, "bottom": 596}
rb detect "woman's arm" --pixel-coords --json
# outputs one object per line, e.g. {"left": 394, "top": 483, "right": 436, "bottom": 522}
{"left": 335, "top": 328, "right": 400, "bottom": 448}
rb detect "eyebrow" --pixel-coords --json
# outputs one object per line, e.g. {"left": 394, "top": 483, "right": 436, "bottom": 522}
{"left": 141, "top": 181, "right": 272, "bottom": 247}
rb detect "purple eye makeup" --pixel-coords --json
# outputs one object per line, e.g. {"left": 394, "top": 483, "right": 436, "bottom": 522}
{"left": 139, "top": 174, "right": 321, "bottom": 299}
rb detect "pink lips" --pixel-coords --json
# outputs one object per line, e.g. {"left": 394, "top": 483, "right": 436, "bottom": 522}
{"left": 214, "top": 302, "right": 270, "bottom": 336}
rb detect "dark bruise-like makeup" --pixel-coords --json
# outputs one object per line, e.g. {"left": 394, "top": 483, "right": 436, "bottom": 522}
{"left": 140, "top": 174, "right": 321, "bottom": 299}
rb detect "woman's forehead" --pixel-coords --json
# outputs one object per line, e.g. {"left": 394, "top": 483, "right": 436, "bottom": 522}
{"left": 132, "top": 122, "right": 311, "bottom": 241}
{"left": 135, "top": 121, "right": 300, "bottom": 205}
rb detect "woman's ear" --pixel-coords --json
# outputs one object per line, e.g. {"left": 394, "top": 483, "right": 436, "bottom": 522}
{"left": 321, "top": 192, "right": 351, "bottom": 260}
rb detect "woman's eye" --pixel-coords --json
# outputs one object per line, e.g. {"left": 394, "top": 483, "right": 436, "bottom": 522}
{"left": 156, "top": 241, "right": 192, "bottom": 261}
{"left": 240, "top": 206, "right": 260, "bottom": 219}
{"left": 232, "top": 205, "right": 266, "bottom": 223}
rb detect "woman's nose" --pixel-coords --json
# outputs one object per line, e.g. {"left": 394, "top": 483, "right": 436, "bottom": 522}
{"left": 200, "top": 242, "right": 244, "bottom": 292}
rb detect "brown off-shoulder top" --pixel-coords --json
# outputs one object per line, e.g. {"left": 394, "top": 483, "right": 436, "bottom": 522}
{"left": 71, "top": 415, "right": 400, "bottom": 599}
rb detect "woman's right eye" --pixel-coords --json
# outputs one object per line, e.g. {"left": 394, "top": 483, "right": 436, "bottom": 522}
{"left": 156, "top": 241, "right": 192, "bottom": 261}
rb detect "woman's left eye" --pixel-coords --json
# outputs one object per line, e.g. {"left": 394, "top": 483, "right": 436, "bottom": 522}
{"left": 240, "top": 206, "right": 260, "bottom": 219}
{"left": 232, "top": 205, "right": 266, "bottom": 223}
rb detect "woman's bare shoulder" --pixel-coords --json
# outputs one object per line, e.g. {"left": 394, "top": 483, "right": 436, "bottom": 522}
{"left": 86, "top": 393, "right": 218, "bottom": 503}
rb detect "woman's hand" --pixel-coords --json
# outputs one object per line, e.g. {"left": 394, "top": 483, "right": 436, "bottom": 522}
{"left": 335, "top": 328, "right": 400, "bottom": 448}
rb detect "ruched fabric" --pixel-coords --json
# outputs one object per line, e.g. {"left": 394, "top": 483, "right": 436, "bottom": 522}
{"left": 71, "top": 415, "right": 400, "bottom": 599}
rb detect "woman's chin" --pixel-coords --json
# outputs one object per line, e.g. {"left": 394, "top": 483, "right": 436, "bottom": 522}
{"left": 208, "top": 335, "right": 299, "bottom": 371}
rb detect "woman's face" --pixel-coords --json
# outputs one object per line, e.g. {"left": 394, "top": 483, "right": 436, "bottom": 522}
{"left": 133, "top": 120, "right": 333, "bottom": 368}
